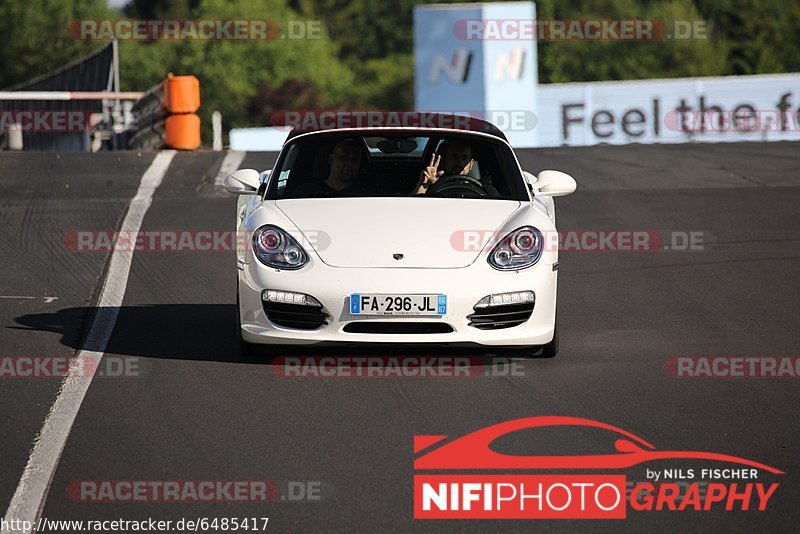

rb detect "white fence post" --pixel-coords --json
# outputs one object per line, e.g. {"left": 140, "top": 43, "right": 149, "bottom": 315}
{"left": 212, "top": 111, "right": 223, "bottom": 151}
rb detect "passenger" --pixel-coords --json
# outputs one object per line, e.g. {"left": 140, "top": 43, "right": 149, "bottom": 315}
{"left": 293, "top": 140, "right": 371, "bottom": 196}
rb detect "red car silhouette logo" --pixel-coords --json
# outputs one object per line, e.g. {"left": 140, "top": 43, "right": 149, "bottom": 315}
{"left": 414, "top": 416, "right": 783, "bottom": 473}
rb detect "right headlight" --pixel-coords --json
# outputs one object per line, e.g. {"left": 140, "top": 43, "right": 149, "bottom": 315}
{"left": 487, "top": 226, "right": 544, "bottom": 271}
{"left": 252, "top": 225, "right": 308, "bottom": 270}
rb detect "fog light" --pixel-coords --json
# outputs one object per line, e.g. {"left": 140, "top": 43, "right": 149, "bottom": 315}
{"left": 262, "top": 290, "right": 321, "bottom": 307}
{"left": 475, "top": 291, "right": 535, "bottom": 308}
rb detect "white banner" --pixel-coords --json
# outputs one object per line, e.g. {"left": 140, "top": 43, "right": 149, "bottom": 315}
{"left": 537, "top": 73, "right": 800, "bottom": 146}
{"left": 233, "top": 72, "right": 800, "bottom": 151}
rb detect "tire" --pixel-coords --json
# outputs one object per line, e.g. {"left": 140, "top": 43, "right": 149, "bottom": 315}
{"left": 540, "top": 320, "right": 559, "bottom": 359}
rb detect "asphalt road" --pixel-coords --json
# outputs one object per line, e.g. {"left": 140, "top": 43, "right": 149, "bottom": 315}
{"left": 1, "top": 142, "right": 799, "bottom": 532}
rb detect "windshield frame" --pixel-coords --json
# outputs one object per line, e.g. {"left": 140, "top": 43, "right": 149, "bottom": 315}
{"left": 264, "top": 128, "right": 528, "bottom": 201}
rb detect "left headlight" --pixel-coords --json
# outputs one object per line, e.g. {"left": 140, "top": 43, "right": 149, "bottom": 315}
{"left": 487, "top": 226, "right": 544, "bottom": 271}
{"left": 253, "top": 225, "right": 309, "bottom": 270}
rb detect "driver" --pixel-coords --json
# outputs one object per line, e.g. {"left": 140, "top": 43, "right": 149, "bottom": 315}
{"left": 412, "top": 140, "right": 497, "bottom": 195}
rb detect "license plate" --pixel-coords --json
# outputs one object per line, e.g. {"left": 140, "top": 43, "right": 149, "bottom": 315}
{"left": 350, "top": 294, "right": 447, "bottom": 316}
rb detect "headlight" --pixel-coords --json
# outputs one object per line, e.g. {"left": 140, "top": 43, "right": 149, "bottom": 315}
{"left": 253, "top": 225, "right": 308, "bottom": 270}
{"left": 488, "top": 226, "right": 543, "bottom": 271}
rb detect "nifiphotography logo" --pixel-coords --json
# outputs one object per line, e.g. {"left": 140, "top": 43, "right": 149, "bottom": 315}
{"left": 413, "top": 416, "right": 782, "bottom": 519}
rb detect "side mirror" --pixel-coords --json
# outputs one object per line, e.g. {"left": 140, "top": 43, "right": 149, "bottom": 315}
{"left": 223, "top": 168, "right": 260, "bottom": 195}
{"left": 526, "top": 170, "right": 576, "bottom": 197}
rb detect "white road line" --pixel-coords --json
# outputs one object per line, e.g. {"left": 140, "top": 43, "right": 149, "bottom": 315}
{"left": 214, "top": 150, "right": 246, "bottom": 187}
{"left": 1, "top": 150, "right": 176, "bottom": 534}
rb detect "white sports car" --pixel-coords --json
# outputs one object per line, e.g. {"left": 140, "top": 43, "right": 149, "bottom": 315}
{"left": 225, "top": 116, "right": 576, "bottom": 357}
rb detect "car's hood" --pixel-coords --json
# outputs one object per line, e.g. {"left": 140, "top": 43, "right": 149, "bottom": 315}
{"left": 275, "top": 198, "right": 521, "bottom": 268}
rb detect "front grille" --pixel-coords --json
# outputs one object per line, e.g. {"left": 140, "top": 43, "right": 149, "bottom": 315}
{"left": 467, "top": 303, "right": 534, "bottom": 330}
{"left": 262, "top": 302, "right": 329, "bottom": 330}
{"left": 343, "top": 322, "right": 454, "bottom": 334}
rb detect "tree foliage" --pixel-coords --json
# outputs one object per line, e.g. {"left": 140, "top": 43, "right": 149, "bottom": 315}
{"left": 695, "top": 0, "right": 800, "bottom": 74}
{"left": 536, "top": 0, "right": 729, "bottom": 82}
{"left": 119, "top": 0, "right": 353, "bottom": 136}
{"left": 0, "top": 0, "right": 116, "bottom": 88}
{"left": 124, "top": 0, "right": 199, "bottom": 19}
{"left": 1, "top": 0, "right": 799, "bottom": 136}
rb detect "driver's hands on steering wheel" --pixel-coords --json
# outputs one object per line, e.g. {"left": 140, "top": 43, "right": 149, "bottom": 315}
{"left": 414, "top": 153, "right": 475, "bottom": 195}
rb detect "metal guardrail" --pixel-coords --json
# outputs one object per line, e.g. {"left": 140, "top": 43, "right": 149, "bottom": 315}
{"left": 1, "top": 76, "right": 201, "bottom": 151}
{"left": 0, "top": 91, "right": 142, "bottom": 151}
{"left": 0, "top": 91, "right": 143, "bottom": 100}
{"left": 127, "top": 82, "right": 168, "bottom": 150}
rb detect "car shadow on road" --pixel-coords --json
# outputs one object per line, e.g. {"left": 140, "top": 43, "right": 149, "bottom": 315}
{"left": 12, "top": 305, "right": 542, "bottom": 367}
{"left": 13, "top": 304, "right": 248, "bottom": 363}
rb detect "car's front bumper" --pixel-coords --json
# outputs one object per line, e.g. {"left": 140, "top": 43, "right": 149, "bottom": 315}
{"left": 238, "top": 257, "right": 558, "bottom": 347}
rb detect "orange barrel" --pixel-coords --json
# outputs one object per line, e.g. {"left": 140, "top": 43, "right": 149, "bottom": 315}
{"left": 165, "top": 75, "right": 200, "bottom": 114}
{"left": 165, "top": 113, "right": 201, "bottom": 150}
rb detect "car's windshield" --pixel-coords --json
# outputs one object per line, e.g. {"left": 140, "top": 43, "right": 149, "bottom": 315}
{"left": 266, "top": 132, "right": 528, "bottom": 201}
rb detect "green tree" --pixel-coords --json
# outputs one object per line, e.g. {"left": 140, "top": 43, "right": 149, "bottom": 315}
{"left": 536, "top": 0, "right": 728, "bottom": 83}
{"left": 0, "top": 0, "right": 116, "bottom": 88}
{"left": 125, "top": 0, "right": 199, "bottom": 19}
{"left": 287, "top": 0, "right": 419, "bottom": 109}
{"left": 347, "top": 54, "right": 415, "bottom": 109}
{"left": 695, "top": 0, "right": 800, "bottom": 74}
{"left": 289, "top": 0, "right": 418, "bottom": 63}
{"left": 119, "top": 0, "right": 354, "bottom": 138}
{"left": 5, "top": 0, "right": 799, "bottom": 140}
{"left": 288, "top": 0, "right": 496, "bottom": 109}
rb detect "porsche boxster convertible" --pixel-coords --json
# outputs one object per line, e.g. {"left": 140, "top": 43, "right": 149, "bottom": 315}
{"left": 224, "top": 115, "right": 576, "bottom": 357}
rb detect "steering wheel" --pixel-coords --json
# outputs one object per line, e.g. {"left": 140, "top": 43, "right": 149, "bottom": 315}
{"left": 426, "top": 174, "right": 488, "bottom": 198}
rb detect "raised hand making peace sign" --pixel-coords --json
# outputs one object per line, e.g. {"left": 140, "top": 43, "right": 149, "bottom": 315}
{"left": 413, "top": 140, "right": 476, "bottom": 195}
